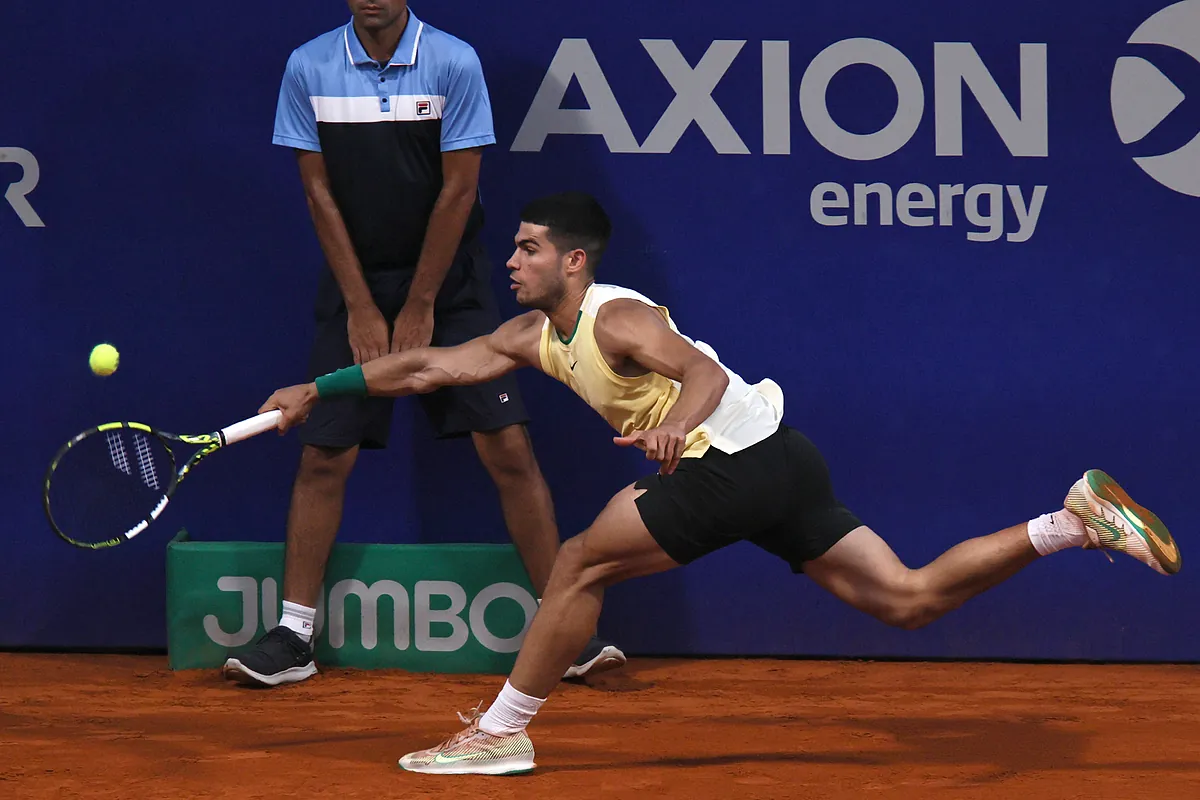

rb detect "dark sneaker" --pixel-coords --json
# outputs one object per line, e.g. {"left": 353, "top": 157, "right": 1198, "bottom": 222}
{"left": 562, "top": 636, "right": 626, "bottom": 680}
{"left": 222, "top": 626, "right": 317, "bottom": 687}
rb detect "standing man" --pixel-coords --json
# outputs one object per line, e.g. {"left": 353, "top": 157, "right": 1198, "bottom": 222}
{"left": 223, "top": 2, "right": 625, "bottom": 686}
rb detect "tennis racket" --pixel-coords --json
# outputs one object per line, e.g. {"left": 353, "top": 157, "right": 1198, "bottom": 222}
{"left": 42, "top": 410, "right": 283, "bottom": 550}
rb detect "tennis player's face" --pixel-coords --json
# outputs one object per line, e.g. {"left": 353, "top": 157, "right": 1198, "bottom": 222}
{"left": 508, "top": 223, "right": 569, "bottom": 310}
{"left": 348, "top": 0, "right": 407, "bottom": 31}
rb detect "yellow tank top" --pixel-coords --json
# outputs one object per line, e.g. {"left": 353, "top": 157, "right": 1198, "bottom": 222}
{"left": 538, "top": 284, "right": 784, "bottom": 460}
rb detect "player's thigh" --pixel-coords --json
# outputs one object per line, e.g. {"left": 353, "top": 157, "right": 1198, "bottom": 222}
{"left": 558, "top": 483, "right": 683, "bottom": 589}
{"left": 801, "top": 525, "right": 916, "bottom": 617}
{"left": 749, "top": 426, "right": 864, "bottom": 572}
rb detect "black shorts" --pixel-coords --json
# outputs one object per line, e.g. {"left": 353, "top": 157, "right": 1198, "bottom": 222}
{"left": 300, "top": 239, "right": 530, "bottom": 449}
{"left": 633, "top": 425, "right": 862, "bottom": 573}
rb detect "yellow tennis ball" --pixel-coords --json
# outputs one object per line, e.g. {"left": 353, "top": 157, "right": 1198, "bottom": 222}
{"left": 89, "top": 343, "right": 119, "bottom": 376}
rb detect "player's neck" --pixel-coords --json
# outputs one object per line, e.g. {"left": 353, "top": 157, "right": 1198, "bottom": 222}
{"left": 546, "top": 281, "right": 593, "bottom": 341}
{"left": 353, "top": 7, "right": 409, "bottom": 65}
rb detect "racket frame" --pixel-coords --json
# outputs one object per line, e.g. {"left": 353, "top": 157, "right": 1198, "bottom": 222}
{"left": 42, "top": 410, "right": 281, "bottom": 549}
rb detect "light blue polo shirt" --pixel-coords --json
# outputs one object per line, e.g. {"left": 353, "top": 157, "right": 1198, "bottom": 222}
{"left": 273, "top": 9, "right": 496, "bottom": 269}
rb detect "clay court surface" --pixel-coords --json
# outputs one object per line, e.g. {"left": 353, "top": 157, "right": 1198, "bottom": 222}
{"left": 2, "top": 654, "right": 1198, "bottom": 799}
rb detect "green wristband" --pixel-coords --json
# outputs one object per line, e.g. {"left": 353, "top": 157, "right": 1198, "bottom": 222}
{"left": 315, "top": 365, "right": 367, "bottom": 398}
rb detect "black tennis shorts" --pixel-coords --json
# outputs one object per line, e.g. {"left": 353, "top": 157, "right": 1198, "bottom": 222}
{"left": 633, "top": 425, "right": 863, "bottom": 573}
{"left": 301, "top": 239, "right": 529, "bottom": 450}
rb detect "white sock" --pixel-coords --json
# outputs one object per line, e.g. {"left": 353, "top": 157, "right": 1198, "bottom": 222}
{"left": 279, "top": 601, "right": 316, "bottom": 643}
{"left": 1027, "top": 509, "right": 1089, "bottom": 556}
{"left": 478, "top": 681, "right": 546, "bottom": 736}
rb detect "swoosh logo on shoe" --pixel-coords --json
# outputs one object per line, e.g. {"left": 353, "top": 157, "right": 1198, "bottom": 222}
{"left": 1095, "top": 508, "right": 1126, "bottom": 544}
{"left": 434, "top": 751, "right": 487, "bottom": 764}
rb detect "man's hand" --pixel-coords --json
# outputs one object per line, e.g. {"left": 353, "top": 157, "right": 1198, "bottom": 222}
{"left": 614, "top": 423, "right": 689, "bottom": 475}
{"left": 259, "top": 384, "right": 319, "bottom": 433}
{"left": 348, "top": 305, "right": 390, "bottom": 364}
{"left": 391, "top": 299, "right": 435, "bottom": 353}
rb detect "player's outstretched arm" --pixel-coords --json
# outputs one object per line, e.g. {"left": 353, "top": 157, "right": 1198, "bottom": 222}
{"left": 261, "top": 311, "right": 544, "bottom": 432}
{"left": 364, "top": 309, "right": 541, "bottom": 395}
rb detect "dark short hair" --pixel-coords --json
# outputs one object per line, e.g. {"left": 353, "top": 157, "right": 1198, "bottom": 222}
{"left": 519, "top": 192, "right": 612, "bottom": 273}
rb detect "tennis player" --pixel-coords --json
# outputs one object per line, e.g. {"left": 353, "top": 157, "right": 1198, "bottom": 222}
{"left": 260, "top": 191, "right": 1181, "bottom": 776}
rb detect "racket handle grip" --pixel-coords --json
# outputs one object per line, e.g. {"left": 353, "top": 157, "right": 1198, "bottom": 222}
{"left": 221, "top": 410, "right": 283, "bottom": 445}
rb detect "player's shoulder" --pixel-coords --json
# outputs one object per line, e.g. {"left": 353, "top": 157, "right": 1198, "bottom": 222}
{"left": 492, "top": 311, "right": 546, "bottom": 364}
{"left": 499, "top": 310, "right": 547, "bottom": 336}
{"left": 594, "top": 298, "right": 668, "bottom": 343}
{"left": 591, "top": 285, "right": 672, "bottom": 349}
{"left": 492, "top": 310, "right": 545, "bottom": 342}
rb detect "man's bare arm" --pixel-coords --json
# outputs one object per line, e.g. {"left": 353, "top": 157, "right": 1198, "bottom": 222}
{"left": 595, "top": 300, "right": 729, "bottom": 433}
{"left": 296, "top": 150, "right": 389, "bottom": 364}
{"left": 364, "top": 310, "right": 544, "bottom": 396}
{"left": 259, "top": 312, "right": 545, "bottom": 432}
{"left": 296, "top": 150, "right": 373, "bottom": 313}
{"left": 596, "top": 300, "right": 729, "bottom": 473}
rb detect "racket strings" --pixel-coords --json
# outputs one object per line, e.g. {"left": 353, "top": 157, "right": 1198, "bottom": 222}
{"left": 105, "top": 430, "right": 132, "bottom": 476}
{"left": 133, "top": 433, "right": 161, "bottom": 490}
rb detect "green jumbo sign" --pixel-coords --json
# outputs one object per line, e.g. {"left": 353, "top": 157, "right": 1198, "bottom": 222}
{"left": 166, "top": 531, "right": 538, "bottom": 673}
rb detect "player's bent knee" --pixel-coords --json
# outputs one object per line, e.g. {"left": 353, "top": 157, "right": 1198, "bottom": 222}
{"left": 878, "top": 603, "right": 936, "bottom": 631}
{"left": 550, "top": 534, "right": 631, "bottom": 591}
{"left": 873, "top": 573, "right": 940, "bottom": 631}
{"left": 552, "top": 535, "right": 587, "bottom": 573}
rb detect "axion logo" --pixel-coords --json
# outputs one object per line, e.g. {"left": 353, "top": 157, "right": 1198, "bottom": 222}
{"left": 1111, "top": 1, "right": 1200, "bottom": 196}
{"left": 512, "top": 37, "right": 1050, "bottom": 242}
{"left": 0, "top": 147, "right": 44, "bottom": 227}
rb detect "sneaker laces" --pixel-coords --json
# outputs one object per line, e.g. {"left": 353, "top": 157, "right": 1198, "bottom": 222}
{"left": 258, "top": 627, "right": 311, "bottom": 657}
{"left": 456, "top": 701, "right": 484, "bottom": 726}
{"left": 1080, "top": 527, "right": 1115, "bottom": 563}
{"left": 422, "top": 703, "right": 486, "bottom": 752}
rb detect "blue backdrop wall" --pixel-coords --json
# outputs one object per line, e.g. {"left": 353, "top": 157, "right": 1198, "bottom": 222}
{"left": 2, "top": 1, "right": 1197, "bottom": 660}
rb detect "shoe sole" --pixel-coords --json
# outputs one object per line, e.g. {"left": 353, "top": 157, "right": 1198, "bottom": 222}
{"left": 222, "top": 658, "right": 317, "bottom": 687}
{"left": 563, "top": 645, "right": 627, "bottom": 680}
{"left": 398, "top": 754, "right": 535, "bottom": 776}
{"left": 1066, "top": 469, "right": 1181, "bottom": 576}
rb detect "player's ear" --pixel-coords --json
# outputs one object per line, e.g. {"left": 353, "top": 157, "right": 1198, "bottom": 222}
{"left": 565, "top": 248, "right": 588, "bottom": 276}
